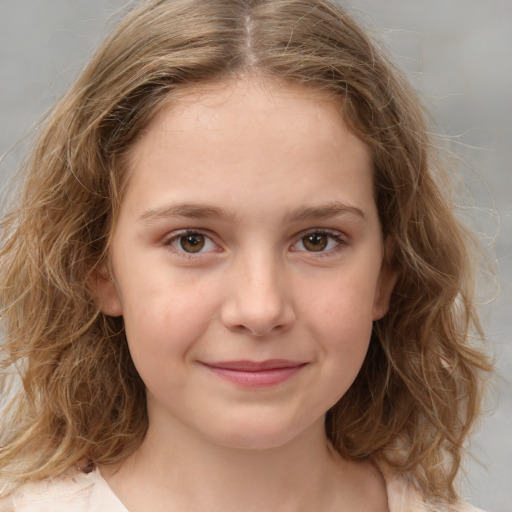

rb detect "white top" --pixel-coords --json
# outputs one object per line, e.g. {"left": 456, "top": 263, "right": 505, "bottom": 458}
{"left": 0, "top": 468, "right": 483, "bottom": 512}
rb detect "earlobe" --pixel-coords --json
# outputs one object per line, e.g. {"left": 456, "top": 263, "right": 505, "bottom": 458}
{"left": 89, "top": 263, "right": 123, "bottom": 317}
{"left": 372, "top": 237, "right": 398, "bottom": 321}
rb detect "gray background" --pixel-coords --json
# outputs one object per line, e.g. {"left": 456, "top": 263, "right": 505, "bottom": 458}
{"left": 0, "top": 1, "right": 510, "bottom": 509}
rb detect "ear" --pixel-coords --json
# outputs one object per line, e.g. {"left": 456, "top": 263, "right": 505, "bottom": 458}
{"left": 372, "top": 237, "right": 398, "bottom": 321}
{"left": 89, "top": 263, "right": 123, "bottom": 317}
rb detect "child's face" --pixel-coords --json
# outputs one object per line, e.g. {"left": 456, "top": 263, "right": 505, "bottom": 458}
{"left": 97, "top": 78, "right": 395, "bottom": 449}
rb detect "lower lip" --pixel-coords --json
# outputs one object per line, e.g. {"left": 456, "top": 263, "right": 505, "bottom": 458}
{"left": 203, "top": 364, "right": 305, "bottom": 388}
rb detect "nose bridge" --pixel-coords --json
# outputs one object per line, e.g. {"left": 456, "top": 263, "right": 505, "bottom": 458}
{"left": 222, "top": 246, "right": 294, "bottom": 336}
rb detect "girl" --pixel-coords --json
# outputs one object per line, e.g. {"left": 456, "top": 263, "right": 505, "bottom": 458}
{"left": 0, "top": 0, "right": 492, "bottom": 510}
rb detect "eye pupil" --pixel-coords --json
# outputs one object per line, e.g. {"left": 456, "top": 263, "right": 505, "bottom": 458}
{"left": 180, "top": 234, "right": 205, "bottom": 253}
{"left": 303, "top": 233, "right": 328, "bottom": 252}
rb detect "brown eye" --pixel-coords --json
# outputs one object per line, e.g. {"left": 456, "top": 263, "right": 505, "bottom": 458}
{"left": 179, "top": 234, "right": 205, "bottom": 253}
{"left": 166, "top": 231, "right": 217, "bottom": 255}
{"left": 302, "top": 233, "right": 328, "bottom": 252}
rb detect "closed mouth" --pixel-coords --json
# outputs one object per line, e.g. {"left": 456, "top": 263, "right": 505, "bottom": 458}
{"left": 200, "top": 360, "right": 308, "bottom": 387}
{"left": 202, "top": 359, "right": 307, "bottom": 371}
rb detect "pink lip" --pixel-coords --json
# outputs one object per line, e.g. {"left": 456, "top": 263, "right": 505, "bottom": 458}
{"left": 201, "top": 360, "right": 307, "bottom": 387}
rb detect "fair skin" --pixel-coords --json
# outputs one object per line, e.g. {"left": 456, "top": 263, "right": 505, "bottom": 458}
{"left": 96, "top": 77, "right": 395, "bottom": 512}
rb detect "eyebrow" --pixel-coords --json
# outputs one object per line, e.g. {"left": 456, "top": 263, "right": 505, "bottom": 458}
{"left": 284, "top": 201, "right": 366, "bottom": 223}
{"left": 139, "top": 203, "right": 236, "bottom": 224}
{"left": 138, "top": 201, "right": 366, "bottom": 224}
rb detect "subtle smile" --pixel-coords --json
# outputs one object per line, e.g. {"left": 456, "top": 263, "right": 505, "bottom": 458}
{"left": 201, "top": 360, "right": 308, "bottom": 387}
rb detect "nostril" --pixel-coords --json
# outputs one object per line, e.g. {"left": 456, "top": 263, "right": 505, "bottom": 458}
{"left": 228, "top": 316, "right": 293, "bottom": 337}
{"left": 219, "top": 270, "right": 296, "bottom": 336}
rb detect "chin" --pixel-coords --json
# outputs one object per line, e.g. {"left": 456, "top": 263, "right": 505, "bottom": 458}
{"left": 205, "top": 417, "right": 318, "bottom": 451}
{"left": 215, "top": 434, "right": 298, "bottom": 451}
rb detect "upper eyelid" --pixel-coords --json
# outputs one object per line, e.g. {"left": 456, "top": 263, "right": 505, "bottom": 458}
{"left": 161, "top": 229, "right": 220, "bottom": 253}
{"left": 293, "top": 227, "right": 347, "bottom": 241}
{"left": 297, "top": 227, "right": 342, "bottom": 235}
{"left": 162, "top": 228, "right": 216, "bottom": 243}
{"left": 290, "top": 228, "right": 348, "bottom": 252}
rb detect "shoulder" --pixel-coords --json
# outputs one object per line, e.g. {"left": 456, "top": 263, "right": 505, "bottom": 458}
{"left": 0, "top": 469, "right": 126, "bottom": 512}
{"left": 0, "top": 471, "right": 98, "bottom": 512}
{"left": 382, "top": 469, "right": 487, "bottom": 512}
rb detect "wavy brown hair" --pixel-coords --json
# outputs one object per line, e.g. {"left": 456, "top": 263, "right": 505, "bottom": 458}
{"left": 0, "top": 0, "right": 490, "bottom": 505}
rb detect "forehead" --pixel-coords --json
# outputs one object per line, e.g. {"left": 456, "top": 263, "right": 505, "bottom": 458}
{"left": 129, "top": 77, "right": 371, "bottom": 166}
{"left": 121, "top": 77, "right": 376, "bottom": 222}
{"left": 137, "top": 78, "right": 345, "bottom": 142}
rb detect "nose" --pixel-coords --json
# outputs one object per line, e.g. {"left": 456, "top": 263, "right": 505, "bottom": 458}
{"left": 220, "top": 251, "right": 296, "bottom": 337}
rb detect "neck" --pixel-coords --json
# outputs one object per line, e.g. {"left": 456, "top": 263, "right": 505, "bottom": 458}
{"left": 100, "top": 415, "right": 387, "bottom": 512}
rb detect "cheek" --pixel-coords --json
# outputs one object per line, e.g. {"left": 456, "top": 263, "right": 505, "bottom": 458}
{"left": 295, "top": 280, "right": 374, "bottom": 422}
{"left": 119, "top": 276, "right": 219, "bottom": 374}
{"left": 303, "top": 269, "right": 378, "bottom": 335}
{"left": 298, "top": 270, "right": 377, "bottom": 377}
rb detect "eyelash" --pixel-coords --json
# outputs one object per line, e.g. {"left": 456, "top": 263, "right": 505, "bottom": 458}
{"left": 161, "top": 229, "right": 218, "bottom": 258}
{"left": 291, "top": 229, "right": 347, "bottom": 258}
{"left": 161, "top": 228, "right": 347, "bottom": 258}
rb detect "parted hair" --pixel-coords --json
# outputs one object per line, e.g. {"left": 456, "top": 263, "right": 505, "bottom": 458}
{"left": 0, "top": 0, "right": 490, "bottom": 505}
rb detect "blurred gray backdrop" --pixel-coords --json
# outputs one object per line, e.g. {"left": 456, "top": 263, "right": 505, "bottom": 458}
{"left": 0, "top": 1, "right": 510, "bottom": 509}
